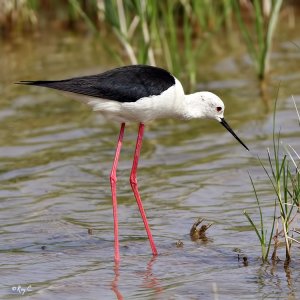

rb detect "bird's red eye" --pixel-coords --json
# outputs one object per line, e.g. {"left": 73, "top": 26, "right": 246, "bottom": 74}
{"left": 216, "top": 107, "right": 222, "bottom": 112}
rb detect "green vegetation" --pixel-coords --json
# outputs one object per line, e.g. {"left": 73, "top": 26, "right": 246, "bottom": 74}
{"left": 0, "top": 0, "right": 289, "bottom": 87}
{"left": 233, "top": 0, "right": 282, "bottom": 80}
{"left": 244, "top": 173, "right": 276, "bottom": 263}
{"left": 244, "top": 95, "right": 300, "bottom": 263}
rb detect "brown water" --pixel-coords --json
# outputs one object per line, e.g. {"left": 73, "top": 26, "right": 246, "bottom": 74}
{"left": 1, "top": 28, "right": 300, "bottom": 299}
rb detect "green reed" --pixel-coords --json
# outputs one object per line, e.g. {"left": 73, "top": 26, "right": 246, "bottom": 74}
{"left": 1, "top": 1, "right": 287, "bottom": 86}
{"left": 233, "top": 0, "right": 282, "bottom": 80}
{"left": 2, "top": 0, "right": 270, "bottom": 88}
{"left": 96, "top": 0, "right": 238, "bottom": 90}
{"left": 244, "top": 95, "right": 300, "bottom": 263}
{"left": 244, "top": 173, "right": 276, "bottom": 262}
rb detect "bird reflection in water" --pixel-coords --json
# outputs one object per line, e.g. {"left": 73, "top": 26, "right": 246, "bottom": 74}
{"left": 111, "top": 256, "right": 163, "bottom": 299}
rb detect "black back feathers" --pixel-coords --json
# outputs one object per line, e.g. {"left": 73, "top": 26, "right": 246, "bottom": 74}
{"left": 18, "top": 65, "right": 176, "bottom": 103}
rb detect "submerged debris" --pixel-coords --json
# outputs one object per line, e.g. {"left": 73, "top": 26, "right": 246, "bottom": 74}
{"left": 242, "top": 256, "right": 248, "bottom": 266}
{"left": 190, "top": 217, "right": 213, "bottom": 241}
{"left": 233, "top": 248, "right": 248, "bottom": 266}
{"left": 176, "top": 240, "right": 184, "bottom": 248}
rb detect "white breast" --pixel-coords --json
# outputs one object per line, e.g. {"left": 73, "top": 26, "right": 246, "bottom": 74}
{"left": 121, "top": 78, "right": 185, "bottom": 122}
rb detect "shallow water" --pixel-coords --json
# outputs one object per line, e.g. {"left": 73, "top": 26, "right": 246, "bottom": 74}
{"left": 1, "top": 27, "right": 300, "bottom": 299}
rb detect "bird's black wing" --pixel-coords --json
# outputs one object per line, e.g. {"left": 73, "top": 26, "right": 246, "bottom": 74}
{"left": 18, "top": 65, "right": 176, "bottom": 103}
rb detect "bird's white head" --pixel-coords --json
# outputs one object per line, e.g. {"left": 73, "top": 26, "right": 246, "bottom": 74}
{"left": 184, "top": 91, "right": 249, "bottom": 151}
{"left": 184, "top": 91, "right": 225, "bottom": 121}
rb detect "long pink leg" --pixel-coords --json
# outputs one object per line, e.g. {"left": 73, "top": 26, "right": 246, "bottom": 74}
{"left": 110, "top": 123, "right": 125, "bottom": 262}
{"left": 130, "top": 123, "right": 158, "bottom": 256}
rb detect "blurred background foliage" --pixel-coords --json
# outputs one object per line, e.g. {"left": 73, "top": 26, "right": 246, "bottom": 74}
{"left": 0, "top": 0, "right": 298, "bottom": 88}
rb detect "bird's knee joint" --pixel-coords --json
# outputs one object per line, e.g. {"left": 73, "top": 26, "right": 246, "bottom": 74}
{"left": 129, "top": 176, "right": 137, "bottom": 186}
{"left": 110, "top": 175, "right": 117, "bottom": 185}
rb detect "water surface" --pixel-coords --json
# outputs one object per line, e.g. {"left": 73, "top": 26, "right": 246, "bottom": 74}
{"left": 1, "top": 28, "right": 300, "bottom": 299}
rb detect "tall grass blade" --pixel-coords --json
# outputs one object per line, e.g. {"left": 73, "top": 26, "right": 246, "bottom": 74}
{"left": 292, "top": 95, "right": 300, "bottom": 126}
{"left": 244, "top": 211, "right": 263, "bottom": 245}
{"left": 261, "top": 0, "right": 283, "bottom": 77}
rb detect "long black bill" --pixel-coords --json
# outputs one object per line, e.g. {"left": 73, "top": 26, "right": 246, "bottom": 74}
{"left": 220, "top": 118, "right": 249, "bottom": 151}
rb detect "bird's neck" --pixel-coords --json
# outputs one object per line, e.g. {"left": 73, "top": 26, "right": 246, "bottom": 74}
{"left": 181, "top": 93, "right": 206, "bottom": 120}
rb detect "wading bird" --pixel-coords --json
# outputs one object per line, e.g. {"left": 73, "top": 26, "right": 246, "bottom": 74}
{"left": 18, "top": 65, "right": 249, "bottom": 262}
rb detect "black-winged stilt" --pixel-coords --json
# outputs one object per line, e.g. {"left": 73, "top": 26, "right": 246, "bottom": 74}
{"left": 18, "top": 64, "right": 249, "bottom": 261}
